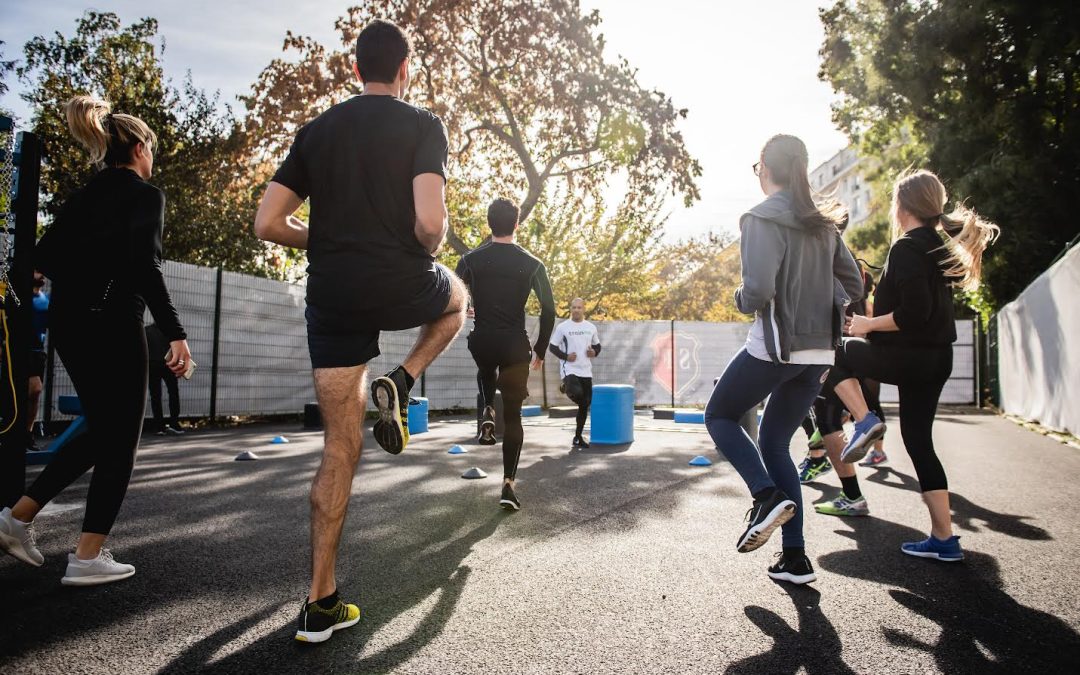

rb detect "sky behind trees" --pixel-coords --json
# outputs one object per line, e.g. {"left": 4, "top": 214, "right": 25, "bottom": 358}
{"left": 0, "top": 0, "right": 848, "bottom": 240}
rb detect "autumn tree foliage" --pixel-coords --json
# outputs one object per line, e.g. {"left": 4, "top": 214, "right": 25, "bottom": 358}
{"left": 242, "top": 0, "right": 701, "bottom": 255}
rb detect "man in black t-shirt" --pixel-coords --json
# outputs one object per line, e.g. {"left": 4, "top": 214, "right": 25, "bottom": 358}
{"left": 254, "top": 19, "right": 466, "bottom": 644}
{"left": 455, "top": 199, "right": 556, "bottom": 511}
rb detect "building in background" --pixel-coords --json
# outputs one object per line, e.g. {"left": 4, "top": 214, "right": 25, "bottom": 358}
{"left": 810, "top": 146, "right": 873, "bottom": 227}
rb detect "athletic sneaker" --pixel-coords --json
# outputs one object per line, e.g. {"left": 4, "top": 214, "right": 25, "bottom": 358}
{"left": 371, "top": 367, "right": 410, "bottom": 455}
{"left": 478, "top": 406, "right": 497, "bottom": 445}
{"left": 164, "top": 424, "right": 184, "bottom": 436}
{"left": 859, "top": 449, "right": 888, "bottom": 466}
{"left": 736, "top": 489, "right": 796, "bottom": 553}
{"left": 807, "top": 428, "right": 824, "bottom": 450}
{"left": 767, "top": 552, "right": 817, "bottom": 584}
{"left": 901, "top": 534, "right": 964, "bottom": 562}
{"left": 814, "top": 492, "right": 870, "bottom": 517}
{"left": 798, "top": 455, "right": 832, "bottom": 483}
{"left": 0, "top": 507, "right": 44, "bottom": 567}
{"left": 499, "top": 483, "right": 520, "bottom": 511}
{"left": 61, "top": 549, "right": 135, "bottom": 586}
{"left": 572, "top": 436, "right": 590, "bottom": 449}
{"left": 295, "top": 594, "right": 361, "bottom": 643}
{"left": 840, "top": 412, "right": 886, "bottom": 464}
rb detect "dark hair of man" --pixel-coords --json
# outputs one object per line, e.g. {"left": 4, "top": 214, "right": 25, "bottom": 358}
{"left": 487, "top": 198, "right": 520, "bottom": 237}
{"left": 355, "top": 19, "right": 412, "bottom": 84}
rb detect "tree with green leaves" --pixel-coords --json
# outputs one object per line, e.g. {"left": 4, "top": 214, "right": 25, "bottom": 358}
{"left": 17, "top": 12, "right": 275, "bottom": 275}
{"left": 650, "top": 232, "right": 745, "bottom": 323}
{"left": 243, "top": 0, "right": 701, "bottom": 255}
{"left": 819, "top": 0, "right": 1080, "bottom": 310}
{"left": 0, "top": 40, "right": 15, "bottom": 106}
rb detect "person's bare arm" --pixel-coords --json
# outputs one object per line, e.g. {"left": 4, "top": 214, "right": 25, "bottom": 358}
{"left": 254, "top": 182, "right": 309, "bottom": 249}
{"left": 413, "top": 173, "right": 448, "bottom": 254}
{"left": 846, "top": 312, "right": 899, "bottom": 336}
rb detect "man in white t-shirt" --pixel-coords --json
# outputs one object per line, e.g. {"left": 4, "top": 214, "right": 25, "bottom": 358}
{"left": 548, "top": 298, "right": 602, "bottom": 447}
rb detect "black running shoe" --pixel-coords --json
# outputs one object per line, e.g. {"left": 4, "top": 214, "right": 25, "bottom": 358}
{"left": 572, "top": 436, "right": 590, "bottom": 449}
{"left": 295, "top": 594, "right": 361, "bottom": 644}
{"left": 736, "top": 489, "right": 796, "bottom": 553}
{"left": 767, "top": 552, "right": 817, "bottom": 584}
{"left": 499, "top": 483, "right": 520, "bottom": 511}
{"left": 478, "top": 406, "right": 497, "bottom": 445}
{"left": 371, "top": 367, "right": 410, "bottom": 455}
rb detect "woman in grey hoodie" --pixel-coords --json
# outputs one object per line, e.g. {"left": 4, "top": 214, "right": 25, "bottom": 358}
{"left": 704, "top": 134, "right": 863, "bottom": 585}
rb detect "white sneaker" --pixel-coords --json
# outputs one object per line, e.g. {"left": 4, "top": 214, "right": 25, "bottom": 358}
{"left": 61, "top": 549, "right": 135, "bottom": 586}
{"left": 0, "top": 506, "right": 44, "bottom": 567}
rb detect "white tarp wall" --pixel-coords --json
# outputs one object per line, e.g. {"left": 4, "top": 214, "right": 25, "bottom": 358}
{"left": 997, "top": 243, "right": 1080, "bottom": 435}
{"left": 42, "top": 261, "right": 977, "bottom": 419}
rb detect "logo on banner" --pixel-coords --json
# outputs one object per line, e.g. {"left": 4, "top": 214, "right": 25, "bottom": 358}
{"left": 651, "top": 331, "right": 701, "bottom": 397}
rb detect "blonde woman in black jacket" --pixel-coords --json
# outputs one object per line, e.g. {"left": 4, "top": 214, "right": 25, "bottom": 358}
{"left": 0, "top": 96, "right": 191, "bottom": 586}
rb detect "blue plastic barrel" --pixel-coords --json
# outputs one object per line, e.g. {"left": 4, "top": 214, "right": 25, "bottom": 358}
{"left": 590, "top": 384, "right": 635, "bottom": 444}
{"left": 408, "top": 397, "right": 429, "bottom": 434}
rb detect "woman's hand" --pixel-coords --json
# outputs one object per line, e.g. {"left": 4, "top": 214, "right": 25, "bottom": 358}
{"left": 846, "top": 314, "right": 874, "bottom": 338}
{"left": 165, "top": 339, "right": 192, "bottom": 377}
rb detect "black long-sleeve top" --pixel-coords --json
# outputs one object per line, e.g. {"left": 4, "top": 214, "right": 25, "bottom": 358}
{"left": 35, "top": 167, "right": 186, "bottom": 341}
{"left": 548, "top": 341, "right": 601, "bottom": 360}
{"left": 455, "top": 241, "right": 555, "bottom": 359}
{"left": 871, "top": 225, "right": 956, "bottom": 347}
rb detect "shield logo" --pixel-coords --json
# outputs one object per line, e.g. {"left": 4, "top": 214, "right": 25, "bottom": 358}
{"left": 652, "top": 331, "right": 701, "bottom": 397}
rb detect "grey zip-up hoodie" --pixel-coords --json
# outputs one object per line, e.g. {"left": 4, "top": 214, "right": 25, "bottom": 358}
{"left": 735, "top": 190, "right": 864, "bottom": 364}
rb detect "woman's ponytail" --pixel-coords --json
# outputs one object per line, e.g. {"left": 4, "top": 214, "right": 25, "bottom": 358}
{"left": 65, "top": 95, "right": 112, "bottom": 165}
{"left": 893, "top": 170, "right": 1000, "bottom": 291}
{"left": 761, "top": 134, "right": 846, "bottom": 236}
{"left": 63, "top": 95, "right": 157, "bottom": 168}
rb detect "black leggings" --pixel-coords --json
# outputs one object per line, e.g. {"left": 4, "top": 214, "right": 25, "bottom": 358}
{"left": 469, "top": 331, "right": 531, "bottom": 480}
{"left": 814, "top": 373, "right": 887, "bottom": 436}
{"left": 831, "top": 338, "right": 952, "bottom": 492}
{"left": 149, "top": 363, "right": 180, "bottom": 430}
{"left": 26, "top": 313, "right": 148, "bottom": 534}
{"left": 565, "top": 375, "right": 593, "bottom": 437}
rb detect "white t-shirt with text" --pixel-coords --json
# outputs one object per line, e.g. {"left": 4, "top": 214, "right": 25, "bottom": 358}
{"left": 550, "top": 319, "right": 600, "bottom": 378}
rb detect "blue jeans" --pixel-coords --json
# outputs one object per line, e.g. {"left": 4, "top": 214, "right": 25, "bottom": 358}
{"left": 705, "top": 349, "right": 829, "bottom": 548}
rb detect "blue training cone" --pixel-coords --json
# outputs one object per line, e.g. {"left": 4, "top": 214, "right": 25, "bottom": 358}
{"left": 448, "top": 445, "right": 468, "bottom": 455}
{"left": 689, "top": 455, "right": 713, "bottom": 466}
{"left": 271, "top": 436, "right": 289, "bottom": 444}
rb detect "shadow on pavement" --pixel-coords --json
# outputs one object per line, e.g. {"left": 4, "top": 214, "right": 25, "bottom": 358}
{"left": 726, "top": 582, "right": 857, "bottom": 675}
{"left": 865, "top": 467, "right": 1051, "bottom": 540}
{"left": 818, "top": 516, "right": 1080, "bottom": 672}
{"left": 1, "top": 422, "right": 716, "bottom": 672}
{"left": 160, "top": 514, "right": 505, "bottom": 673}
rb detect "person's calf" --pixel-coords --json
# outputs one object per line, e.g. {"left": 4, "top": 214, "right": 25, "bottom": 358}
{"left": 822, "top": 431, "right": 855, "bottom": 478}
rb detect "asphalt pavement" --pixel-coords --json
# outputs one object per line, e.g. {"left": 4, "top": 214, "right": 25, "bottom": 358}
{"left": 2, "top": 407, "right": 1078, "bottom": 674}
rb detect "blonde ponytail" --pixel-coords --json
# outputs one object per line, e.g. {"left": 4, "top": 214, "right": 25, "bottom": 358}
{"left": 893, "top": 169, "right": 1000, "bottom": 291}
{"left": 938, "top": 205, "right": 999, "bottom": 291}
{"left": 64, "top": 95, "right": 157, "bottom": 168}
{"left": 65, "top": 95, "right": 112, "bottom": 165}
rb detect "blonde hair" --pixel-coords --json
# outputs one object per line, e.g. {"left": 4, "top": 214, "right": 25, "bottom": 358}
{"left": 761, "top": 134, "right": 846, "bottom": 236}
{"left": 64, "top": 95, "right": 157, "bottom": 167}
{"left": 893, "top": 169, "right": 1000, "bottom": 291}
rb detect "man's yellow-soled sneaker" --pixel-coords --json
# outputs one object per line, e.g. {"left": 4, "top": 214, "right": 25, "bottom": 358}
{"left": 295, "top": 594, "right": 361, "bottom": 644}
